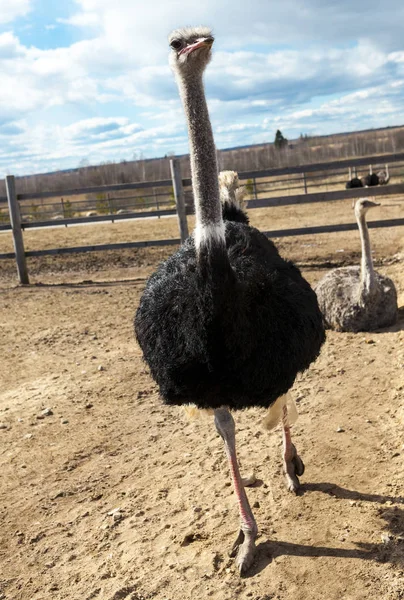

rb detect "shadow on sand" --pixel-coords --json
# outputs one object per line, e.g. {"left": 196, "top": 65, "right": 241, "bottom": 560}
{"left": 301, "top": 481, "right": 404, "bottom": 505}
{"left": 243, "top": 482, "right": 404, "bottom": 577}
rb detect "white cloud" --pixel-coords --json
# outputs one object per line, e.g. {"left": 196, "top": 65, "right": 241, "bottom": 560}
{"left": 0, "top": 0, "right": 32, "bottom": 24}
{"left": 216, "top": 123, "right": 260, "bottom": 133}
{"left": 69, "top": 0, "right": 404, "bottom": 53}
{"left": 58, "top": 12, "right": 101, "bottom": 28}
{"left": 0, "top": 37, "right": 119, "bottom": 121}
{"left": 0, "top": 114, "right": 189, "bottom": 176}
{"left": 64, "top": 117, "right": 142, "bottom": 142}
{"left": 2, "top": 3, "right": 403, "bottom": 122}
{"left": 0, "top": 31, "right": 25, "bottom": 58}
{"left": 1, "top": 0, "right": 404, "bottom": 175}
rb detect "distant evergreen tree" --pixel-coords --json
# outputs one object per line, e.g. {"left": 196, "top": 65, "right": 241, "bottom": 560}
{"left": 96, "top": 193, "right": 110, "bottom": 214}
{"left": 62, "top": 199, "right": 75, "bottom": 218}
{"left": 274, "top": 129, "right": 288, "bottom": 150}
{"left": 245, "top": 179, "right": 254, "bottom": 198}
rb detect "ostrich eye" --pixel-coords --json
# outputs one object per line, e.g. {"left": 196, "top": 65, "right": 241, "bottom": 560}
{"left": 170, "top": 39, "right": 182, "bottom": 50}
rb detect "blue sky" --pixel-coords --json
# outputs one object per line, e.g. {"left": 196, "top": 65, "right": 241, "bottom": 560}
{"left": 1, "top": 0, "right": 404, "bottom": 176}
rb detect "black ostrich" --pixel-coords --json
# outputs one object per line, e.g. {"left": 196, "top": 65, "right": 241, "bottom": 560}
{"left": 361, "top": 165, "right": 379, "bottom": 187}
{"left": 346, "top": 167, "right": 363, "bottom": 189}
{"left": 135, "top": 27, "right": 325, "bottom": 574}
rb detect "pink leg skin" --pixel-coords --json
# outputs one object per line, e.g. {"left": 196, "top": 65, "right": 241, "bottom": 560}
{"left": 214, "top": 408, "right": 258, "bottom": 575}
{"left": 282, "top": 405, "right": 305, "bottom": 493}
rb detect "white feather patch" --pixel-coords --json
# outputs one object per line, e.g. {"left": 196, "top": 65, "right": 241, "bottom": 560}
{"left": 194, "top": 221, "right": 226, "bottom": 250}
{"left": 262, "top": 392, "right": 298, "bottom": 431}
{"left": 182, "top": 404, "right": 214, "bottom": 420}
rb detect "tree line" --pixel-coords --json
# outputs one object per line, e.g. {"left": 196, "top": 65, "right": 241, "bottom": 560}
{"left": 1, "top": 125, "right": 404, "bottom": 198}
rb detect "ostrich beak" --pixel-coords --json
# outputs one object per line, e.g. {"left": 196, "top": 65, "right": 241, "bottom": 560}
{"left": 179, "top": 37, "right": 214, "bottom": 55}
{"left": 363, "top": 200, "right": 381, "bottom": 209}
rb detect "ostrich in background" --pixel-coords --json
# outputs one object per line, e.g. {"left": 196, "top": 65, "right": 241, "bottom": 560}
{"left": 361, "top": 165, "right": 379, "bottom": 187}
{"left": 135, "top": 27, "right": 325, "bottom": 574}
{"left": 377, "top": 164, "right": 390, "bottom": 185}
{"left": 346, "top": 167, "right": 363, "bottom": 189}
{"left": 315, "top": 199, "right": 397, "bottom": 332}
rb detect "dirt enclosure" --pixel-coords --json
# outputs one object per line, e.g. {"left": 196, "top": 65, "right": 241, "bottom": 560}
{"left": 0, "top": 199, "right": 403, "bottom": 600}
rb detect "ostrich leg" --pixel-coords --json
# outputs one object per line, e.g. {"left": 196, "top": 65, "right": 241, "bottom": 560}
{"left": 214, "top": 407, "right": 257, "bottom": 574}
{"left": 282, "top": 403, "right": 305, "bottom": 493}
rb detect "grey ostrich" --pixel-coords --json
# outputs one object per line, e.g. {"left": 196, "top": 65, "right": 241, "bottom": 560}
{"left": 135, "top": 27, "right": 325, "bottom": 573}
{"left": 377, "top": 164, "right": 390, "bottom": 185}
{"left": 315, "top": 199, "right": 397, "bottom": 332}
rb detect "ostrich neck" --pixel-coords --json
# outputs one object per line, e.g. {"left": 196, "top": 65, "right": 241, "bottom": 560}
{"left": 357, "top": 213, "right": 376, "bottom": 297}
{"left": 177, "top": 72, "right": 222, "bottom": 231}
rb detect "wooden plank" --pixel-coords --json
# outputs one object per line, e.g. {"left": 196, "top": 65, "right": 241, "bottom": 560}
{"left": 1, "top": 209, "right": 178, "bottom": 230}
{"left": 238, "top": 151, "right": 404, "bottom": 180}
{"left": 247, "top": 182, "right": 404, "bottom": 209}
{"left": 1, "top": 218, "right": 403, "bottom": 261}
{"left": 6, "top": 175, "right": 29, "bottom": 284}
{"left": 8, "top": 151, "right": 404, "bottom": 202}
{"left": 262, "top": 218, "right": 404, "bottom": 239}
{"left": 170, "top": 158, "right": 189, "bottom": 242}
{"left": 16, "top": 178, "right": 174, "bottom": 201}
{"left": 0, "top": 181, "right": 401, "bottom": 233}
{"left": 17, "top": 208, "right": 185, "bottom": 230}
{"left": 0, "top": 238, "right": 181, "bottom": 260}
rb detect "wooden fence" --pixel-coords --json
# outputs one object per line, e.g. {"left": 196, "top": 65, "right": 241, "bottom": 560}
{"left": 1, "top": 155, "right": 404, "bottom": 283}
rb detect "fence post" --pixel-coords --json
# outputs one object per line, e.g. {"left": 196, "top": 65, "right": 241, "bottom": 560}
{"left": 154, "top": 190, "right": 160, "bottom": 219}
{"left": 253, "top": 178, "right": 258, "bottom": 200}
{"left": 170, "top": 158, "right": 189, "bottom": 243}
{"left": 61, "top": 198, "right": 69, "bottom": 227}
{"left": 107, "top": 193, "right": 115, "bottom": 223}
{"left": 6, "top": 175, "right": 29, "bottom": 284}
{"left": 303, "top": 172, "right": 308, "bottom": 194}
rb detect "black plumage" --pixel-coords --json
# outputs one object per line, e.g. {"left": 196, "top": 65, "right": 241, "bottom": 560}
{"left": 135, "top": 207, "right": 325, "bottom": 411}
{"left": 221, "top": 201, "right": 250, "bottom": 224}
{"left": 346, "top": 177, "right": 363, "bottom": 189}
{"left": 361, "top": 173, "right": 379, "bottom": 187}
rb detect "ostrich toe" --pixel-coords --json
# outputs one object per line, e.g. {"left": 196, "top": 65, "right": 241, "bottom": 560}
{"left": 229, "top": 529, "right": 257, "bottom": 575}
{"left": 284, "top": 443, "right": 305, "bottom": 494}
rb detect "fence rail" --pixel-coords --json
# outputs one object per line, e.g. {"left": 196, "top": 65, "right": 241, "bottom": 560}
{"left": 0, "top": 208, "right": 187, "bottom": 232}
{"left": 1, "top": 154, "right": 403, "bottom": 283}
{"left": 1, "top": 218, "right": 403, "bottom": 261}
{"left": 247, "top": 182, "right": 404, "bottom": 208}
{"left": 0, "top": 178, "right": 174, "bottom": 204}
{"left": 1, "top": 150, "right": 404, "bottom": 206}
{"left": 238, "top": 151, "right": 404, "bottom": 179}
{"left": 1, "top": 181, "right": 402, "bottom": 233}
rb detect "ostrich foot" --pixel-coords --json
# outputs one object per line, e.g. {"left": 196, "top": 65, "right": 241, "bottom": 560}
{"left": 229, "top": 528, "right": 257, "bottom": 575}
{"left": 284, "top": 443, "right": 305, "bottom": 494}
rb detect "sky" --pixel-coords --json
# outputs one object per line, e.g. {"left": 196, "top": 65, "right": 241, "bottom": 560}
{"left": 1, "top": 0, "right": 404, "bottom": 177}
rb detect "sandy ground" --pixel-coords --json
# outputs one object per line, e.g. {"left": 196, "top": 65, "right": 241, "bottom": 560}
{"left": 0, "top": 198, "right": 403, "bottom": 600}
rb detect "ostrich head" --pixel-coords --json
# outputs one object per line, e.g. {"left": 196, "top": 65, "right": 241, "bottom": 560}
{"left": 169, "top": 27, "right": 214, "bottom": 77}
{"left": 354, "top": 198, "right": 380, "bottom": 218}
{"left": 218, "top": 171, "right": 246, "bottom": 208}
